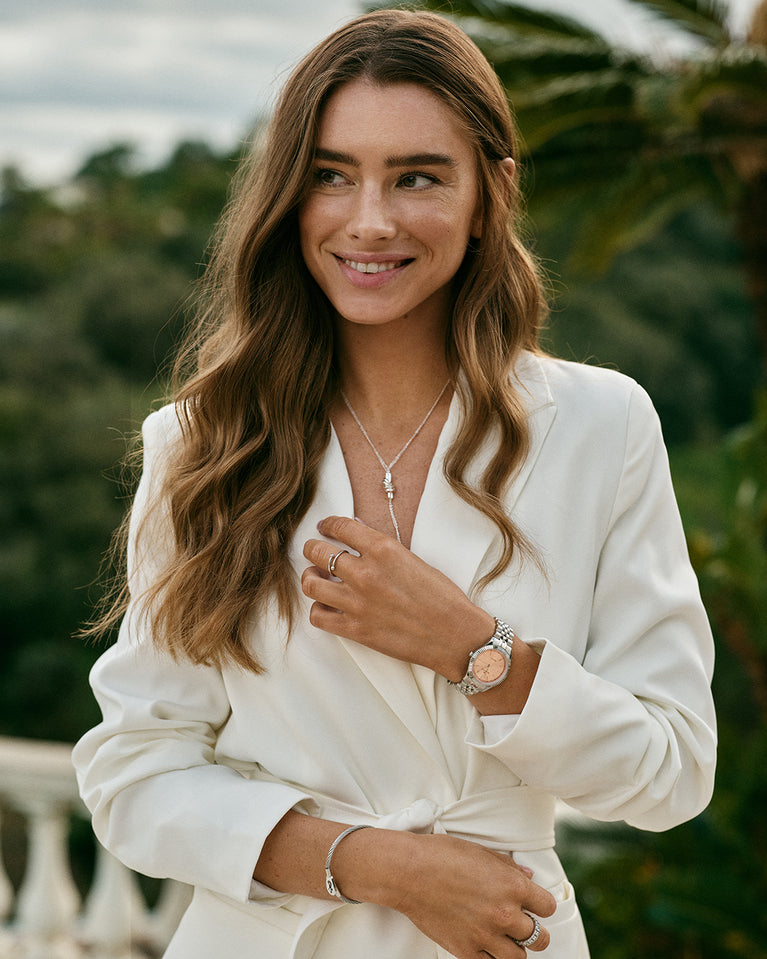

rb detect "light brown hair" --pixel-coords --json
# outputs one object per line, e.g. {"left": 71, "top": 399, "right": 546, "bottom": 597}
{"left": 94, "top": 9, "right": 547, "bottom": 671}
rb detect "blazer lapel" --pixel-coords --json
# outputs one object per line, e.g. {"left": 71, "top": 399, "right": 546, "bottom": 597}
{"left": 412, "top": 353, "right": 557, "bottom": 595}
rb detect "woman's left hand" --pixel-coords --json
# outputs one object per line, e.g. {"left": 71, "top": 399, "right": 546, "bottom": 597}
{"left": 302, "top": 515, "right": 493, "bottom": 679}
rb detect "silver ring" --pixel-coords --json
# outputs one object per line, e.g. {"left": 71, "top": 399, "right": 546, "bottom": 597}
{"left": 327, "top": 549, "right": 349, "bottom": 577}
{"left": 513, "top": 915, "right": 541, "bottom": 948}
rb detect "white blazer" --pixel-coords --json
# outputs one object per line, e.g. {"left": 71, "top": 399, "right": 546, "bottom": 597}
{"left": 73, "top": 353, "right": 716, "bottom": 959}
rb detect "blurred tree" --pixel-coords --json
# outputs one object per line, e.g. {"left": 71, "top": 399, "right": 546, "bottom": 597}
{"left": 0, "top": 141, "right": 236, "bottom": 741}
{"left": 560, "top": 396, "right": 767, "bottom": 959}
{"left": 541, "top": 200, "right": 759, "bottom": 440}
{"left": 0, "top": 300, "right": 133, "bottom": 739}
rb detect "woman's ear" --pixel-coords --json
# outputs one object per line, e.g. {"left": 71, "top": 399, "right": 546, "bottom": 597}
{"left": 496, "top": 157, "right": 517, "bottom": 212}
{"left": 500, "top": 157, "right": 516, "bottom": 180}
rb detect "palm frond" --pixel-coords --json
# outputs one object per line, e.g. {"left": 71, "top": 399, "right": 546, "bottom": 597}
{"left": 482, "top": 33, "right": 647, "bottom": 87}
{"left": 561, "top": 156, "right": 725, "bottom": 273}
{"left": 505, "top": 70, "right": 641, "bottom": 150}
{"left": 625, "top": 0, "right": 731, "bottom": 46}
{"left": 370, "top": 0, "right": 604, "bottom": 42}
{"left": 673, "top": 46, "right": 767, "bottom": 125}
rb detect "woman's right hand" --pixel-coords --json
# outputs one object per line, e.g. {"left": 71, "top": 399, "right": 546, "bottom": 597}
{"left": 334, "top": 828, "right": 557, "bottom": 957}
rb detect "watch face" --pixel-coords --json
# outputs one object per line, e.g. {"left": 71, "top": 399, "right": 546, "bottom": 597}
{"left": 473, "top": 648, "right": 507, "bottom": 684}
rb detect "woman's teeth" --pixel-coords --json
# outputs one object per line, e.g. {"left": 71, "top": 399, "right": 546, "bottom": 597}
{"left": 343, "top": 259, "right": 402, "bottom": 274}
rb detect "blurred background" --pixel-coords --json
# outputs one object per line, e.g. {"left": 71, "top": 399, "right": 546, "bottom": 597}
{"left": 0, "top": 1, "right": 765, "bottom": 956}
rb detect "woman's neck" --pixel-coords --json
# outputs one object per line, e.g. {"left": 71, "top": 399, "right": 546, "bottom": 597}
{"left": 331, "top": 314, "right": 454, "bottom": 546}
{"left": 334, "top": 315, "right": 451, "bottom": 429}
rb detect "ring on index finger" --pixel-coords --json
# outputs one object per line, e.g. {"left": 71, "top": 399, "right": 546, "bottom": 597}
{"left": 512, "top": 914, "right": 541, "bottom": 948}
{"left": 327, "top": 550, "right": 349, "bottom": 578}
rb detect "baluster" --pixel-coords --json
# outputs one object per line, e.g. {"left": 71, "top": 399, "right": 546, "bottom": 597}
{"left": 145, "top": 879, "right": 192, "bottom": 951}
{"left": 0, "top": 805, "right": 15, "bottom": 923}
{"left": 13, "top": 797, "right": 81, "bottom": 939}
{"left": 0, "top": 804, "right": 19, "bottom": 959}
{"left": 77, "top": 841, "right": 146, "bottom": 958}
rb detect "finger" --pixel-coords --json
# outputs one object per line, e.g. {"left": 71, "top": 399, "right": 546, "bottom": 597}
{"left": 302, "top": 537, "right": 328, "bottom": 566}
{"left": 527, "top": 923, "right": 551, "bottom": 953}
{"left": 525, "top": 883, "right": 556, "bottom": 920}
{"left": 493, "top": 851, "right": 557, "bottom": 916}
{"left": 301, "top": 565, "right": 329, "bottom": 594}
{"left": 301, "top": 567, "right": 359, "bottom": 631}
{"left": 301, "top": 566, "right": 344, "bottom": 608}
{"left": 507, "top": 855, "right": 534, "bottom": 879}
{"left": 303, "top": 538, "right": 355, "bottom": 579}
{"left": 308, "top": 601, "right": 349, "bottom": 635}
{"left": 300, "top": 559, "right": 331, "bottom": 582}
{"left": 511, "top": 913, "right": 550, "bottom": 953}
{"left": 316, "top": 515, "right": 384, "bottom": 553}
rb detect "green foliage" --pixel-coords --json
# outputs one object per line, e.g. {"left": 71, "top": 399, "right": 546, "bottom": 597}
{"left": 540, "top": 203, "right": 760, "bottom": 440}
{"left": 691, "top": 393, "right": 767, "bottom": 707}
{"left": 561, "top": 400, "right": 767, "bottom": 959}
{"left": 379, "top": 0, "right": 605, "bottom": 40}
{"left": 393, "top": 0, "right": 765, "bottom": 433}
{"left": 630, "top": 0, "right": 731, "bottom": 45}
{"left": 0, "top": 141, "right": 237, "bottom": 741}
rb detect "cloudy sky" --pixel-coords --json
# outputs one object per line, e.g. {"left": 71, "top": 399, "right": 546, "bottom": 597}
{"left": 1, "top": 0, "right": 761, "bottom": 185}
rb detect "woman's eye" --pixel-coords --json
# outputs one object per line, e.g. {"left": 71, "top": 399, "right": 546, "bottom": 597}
{"left": 315, "top": 169, "right": 346, "bottom": 187}
{"left": 400, "top": 173, "right": 437, "bottom": 189}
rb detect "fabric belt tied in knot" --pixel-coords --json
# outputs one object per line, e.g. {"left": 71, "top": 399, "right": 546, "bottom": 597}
{"left": 287, "top": 787, "right": 556, "bottom": 959}
{"left": 321, "top": 786, "right": 557, "bottom": 852}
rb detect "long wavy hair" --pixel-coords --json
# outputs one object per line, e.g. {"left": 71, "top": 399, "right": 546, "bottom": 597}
{"left": 94, "top": 8, "right": 547, "bottom": 672}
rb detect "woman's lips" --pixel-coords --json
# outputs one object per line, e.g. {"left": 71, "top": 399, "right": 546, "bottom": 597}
{"left": 335, "top": 255, "right": 413, "bottom": 286}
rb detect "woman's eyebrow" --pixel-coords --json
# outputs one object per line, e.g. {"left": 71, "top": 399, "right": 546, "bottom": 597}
{"left": 314, "top": 148, "right": 358, "bottom": 165}
{"left": 386, "top": 152, "right": 456, "bottom": 168}
{"left": 314, "top": 147, "right": 456, "bottom": 168}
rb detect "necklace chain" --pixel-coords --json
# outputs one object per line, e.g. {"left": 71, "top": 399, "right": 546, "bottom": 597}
{"left": 341, "top": 381, "right": 450, "bottom": 543}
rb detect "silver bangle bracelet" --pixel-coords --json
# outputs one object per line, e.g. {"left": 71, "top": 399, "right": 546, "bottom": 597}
{"left": 324, "top": 824, "right": 372, "bottom": 904}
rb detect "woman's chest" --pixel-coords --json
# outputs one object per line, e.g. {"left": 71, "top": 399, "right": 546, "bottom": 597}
{"left": 331, "top": 399, "right": 449, "bottom": 548}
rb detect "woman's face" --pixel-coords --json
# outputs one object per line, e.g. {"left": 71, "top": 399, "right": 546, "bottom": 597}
{"left": 299, "top": 79, "right": 483, "bottom": 331}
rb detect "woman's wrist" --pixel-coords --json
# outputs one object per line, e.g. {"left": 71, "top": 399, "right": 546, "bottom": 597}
{"left": 438, "top": 605, "right": 497, "bottom": 683}
{"left": 328, "top": 826, "right": 421, "bottom": 910}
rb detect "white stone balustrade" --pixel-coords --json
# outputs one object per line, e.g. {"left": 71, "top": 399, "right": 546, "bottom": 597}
{"left": 0, "top": 736, "right": 190, "bottom": 959}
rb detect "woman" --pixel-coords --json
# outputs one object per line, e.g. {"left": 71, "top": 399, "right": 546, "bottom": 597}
{"left": 73, "top": 9, "right": 717, "bottom": 958}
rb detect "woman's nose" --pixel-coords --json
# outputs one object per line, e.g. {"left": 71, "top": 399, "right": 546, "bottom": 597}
{"left": 346, "top": 186, "right": 397, "bottom": 241}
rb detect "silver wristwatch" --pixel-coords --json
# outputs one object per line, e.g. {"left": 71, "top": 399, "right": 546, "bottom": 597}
{"left": 448, "top": 619, "right": 515, "bottom": 696}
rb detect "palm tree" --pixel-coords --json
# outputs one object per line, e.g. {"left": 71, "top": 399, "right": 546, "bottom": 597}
{"left": 376, "top": 0, "right": 767, "bottom": 364}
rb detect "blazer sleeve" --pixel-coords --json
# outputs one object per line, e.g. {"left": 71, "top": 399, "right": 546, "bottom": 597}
{"left": 72, "top": 407, "right": 315, "bottom": 903}
{"left": 467, "top": 384, "right": 717, "bottom": 831}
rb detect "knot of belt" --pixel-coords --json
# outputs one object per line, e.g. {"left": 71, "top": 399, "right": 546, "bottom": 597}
{"left": 281, "top": 788, "right": 556, "bottom": 959}
{"left": 318, "top": 787, "right": 557, "bottom": 853}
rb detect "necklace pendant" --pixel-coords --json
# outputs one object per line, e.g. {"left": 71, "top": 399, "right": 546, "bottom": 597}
{"left": 340, "top": 381, "right": 449, "bottom": 531}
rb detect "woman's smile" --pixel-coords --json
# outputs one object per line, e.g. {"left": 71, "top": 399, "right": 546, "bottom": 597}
{"left": 335, "top": 254, "right": 414, "bottom": 288}
{"left": 340, "top": 257, "right": 410, "bottom": 275}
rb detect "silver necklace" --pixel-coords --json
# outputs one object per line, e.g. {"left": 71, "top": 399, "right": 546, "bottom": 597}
{"left": 341, "top": 381, "right": 450, "bottom": 543}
